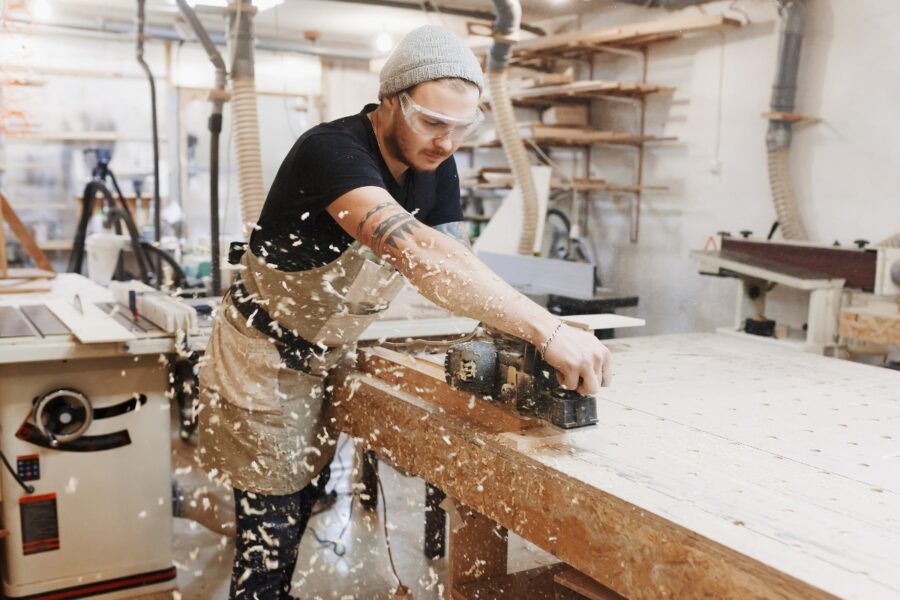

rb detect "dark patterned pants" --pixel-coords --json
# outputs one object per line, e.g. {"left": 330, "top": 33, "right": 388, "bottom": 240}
{"left": 230, "top": 466, "right": 330, "bottom": 599}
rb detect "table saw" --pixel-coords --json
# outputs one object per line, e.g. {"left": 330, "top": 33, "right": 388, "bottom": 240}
{"left": 0, "top": 275, "right": 209, "bottom": 599}
{"left": 332, "top": 333, "right": 900, "bottom": 599}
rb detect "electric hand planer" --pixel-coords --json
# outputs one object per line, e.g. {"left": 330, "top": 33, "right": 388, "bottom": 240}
{"left": 444, "top": 333, "right": 598, "bottom": 429}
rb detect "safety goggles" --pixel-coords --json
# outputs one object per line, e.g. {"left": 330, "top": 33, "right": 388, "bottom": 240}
{"left": 399, "top": 91, "right": 484, "bottom": 142}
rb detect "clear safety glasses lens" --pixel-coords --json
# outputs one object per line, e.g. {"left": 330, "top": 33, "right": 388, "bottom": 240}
{"left": 400, "top": 93, "right": 483, "bottom": 142}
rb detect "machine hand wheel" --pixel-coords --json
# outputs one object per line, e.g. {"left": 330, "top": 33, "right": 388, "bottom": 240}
{"left": 33, "top": 389, "right": 93, "bottom": 447}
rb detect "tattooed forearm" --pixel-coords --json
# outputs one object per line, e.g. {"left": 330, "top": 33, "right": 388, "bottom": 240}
{"left": 433, "top": 221, "right": 471, "bottom": 248}
{"left": 355, "top": 201, "right": 427, "bottom": 256}
{"left": 356, "top": 202, "right": 394, "bottom": 240}
{"left": 371, "top": 212, "right": 425, "bottom": 254}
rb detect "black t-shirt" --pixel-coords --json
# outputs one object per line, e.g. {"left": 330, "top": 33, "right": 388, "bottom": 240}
{"left": 250, "top": 104, "right": 463, "bottom": 271}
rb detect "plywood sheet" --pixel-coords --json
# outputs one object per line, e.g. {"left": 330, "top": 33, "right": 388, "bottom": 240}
{"left": 536, "top": 334, "right": 900, "bottom": 599}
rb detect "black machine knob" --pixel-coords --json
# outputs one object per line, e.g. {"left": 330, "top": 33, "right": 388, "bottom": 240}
{"left": 739, "top": 230, "right": 753, "bottom": 239}
{"left": 716, "top": 230, "right": 732, "bottom": 238}
{"left": 854, "top": 239, "right": 869, "bottom": 249}
{"left": 33, "top": 389, "right": 93, "bottom": 447}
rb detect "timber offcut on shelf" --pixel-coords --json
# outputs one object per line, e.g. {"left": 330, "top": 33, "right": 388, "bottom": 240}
{"left": 477, "top": 13, "right": 742, "bottom": 64}
{"left": 507, "top": 80, "right": 675, "bottom": 106}
{"left": 463, "top": 124, "right": 677, "bottom": 149}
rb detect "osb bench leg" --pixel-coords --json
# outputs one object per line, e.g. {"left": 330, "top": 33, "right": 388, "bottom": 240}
{"left": 446, "top": 499, "right": 508, "bottom": 596}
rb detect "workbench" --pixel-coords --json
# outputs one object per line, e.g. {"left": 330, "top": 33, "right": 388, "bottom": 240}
{"left": 332, "top": 333, "right": 900, "bottom": 599}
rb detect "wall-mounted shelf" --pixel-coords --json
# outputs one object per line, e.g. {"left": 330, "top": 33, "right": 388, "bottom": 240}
{"left": 464, "top": 177, "right": 669, "bottom": 195}
{"left": 464, "top": 125, "right": 677, "bottom": 149}
{"left": 508, "top": 80, "right": 675, "bottom": 107}
{"left": 763, "top": 111, "right": 821, "bottom": 124}
{"left": 466, "top": 13, "right": 741, "bottom": 243}
{"left": 496, "top": 14, "right": 741, "bottom": 65}
{"left": 4, "top": 132, "right": 167, "bottom": 144}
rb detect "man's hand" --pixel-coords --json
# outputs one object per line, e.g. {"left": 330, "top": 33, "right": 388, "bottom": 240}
{"left": 541, "top": 324, "right": 612, "bottom": 394}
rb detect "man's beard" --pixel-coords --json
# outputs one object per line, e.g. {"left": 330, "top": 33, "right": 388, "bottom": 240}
{"left": 385, "top": 129, "right": 447, "bottom": 172}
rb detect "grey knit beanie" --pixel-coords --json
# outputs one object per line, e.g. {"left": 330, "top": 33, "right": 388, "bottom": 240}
{"left": 379, "top": 25, "right": 484, "bottom": 99}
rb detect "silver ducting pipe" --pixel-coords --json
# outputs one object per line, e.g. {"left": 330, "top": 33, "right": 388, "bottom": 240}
{"left": 227, "top": 0, "right": 266, "bottom": 236}
{"left": 136, "top": 0, "right": 162, "bottom": 277}
{"left": 766, "top": 0, "right": 808, "bottom": 240}
{"left": 176, "top": 0, "right": 228, "bottom": 294}
{"left": 488, "top": 0, "right": 538, "bottom": 255}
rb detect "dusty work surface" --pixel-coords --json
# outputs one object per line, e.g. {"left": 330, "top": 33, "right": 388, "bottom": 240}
{"left": 335, "top": 333, "right": 900, "bottom": 599}
{"left": 558, "top": 333, "right": 899, "bottom": 598}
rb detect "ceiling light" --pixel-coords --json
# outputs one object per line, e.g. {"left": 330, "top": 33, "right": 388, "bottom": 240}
{"left": 32, "top": 0, "right": 52, "bottom": 20}
{"left": 185, "top": 0, "right": 283, "bottom": 9}
{"left": 254, "top": 0, "right": 285, "bottom": 10}
{"left": 374, "top": 31, "right": 394, "bottom": 54}
{"left": 186, "top": 0, "right": 228, "bottom": 7}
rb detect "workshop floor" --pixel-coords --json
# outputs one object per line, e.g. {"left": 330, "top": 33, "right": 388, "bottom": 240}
{"left": 169, "top": 434, "right": 556, "bottom": 600}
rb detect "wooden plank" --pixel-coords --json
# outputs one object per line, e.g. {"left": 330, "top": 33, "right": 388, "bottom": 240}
{"left": 763, "top": 111, "right": 821, "bottom": 123}
{"left": 453, "top": 563, "right": 569, "bottom": 600}
{"left": 360, "top": 316, "right": 478, "bottom": 342}
{"left": 561, "top": 313, "right": 644, "bottom": 331}
{"left": 840, "top": 303, "right": 900, "bottom": 345}
{"left": 463, "top": 126, "right": 677, "bottom": 148}
{"left": 0, "top": 268, "right": 55, "bottom": 280}
{"left": 510, "top": 71, "right": 574, "bottom": 89}
{"left": 508, "top": 80, "right": 675, "bottom": 105}
{"left": 447, "top": 500, "right": 508, "bottom": 592}
{"left": 45, "top": 299, "right": 136, "bottom": 344}
{"left": 465, "top": 177, "right": 668, "bottom": 194}
{"left": 554, "top": 567, "right": 625, "bottom": 600}
{"left": 0, "top": 192, "right": 54, "bottom": 272}
{"left": 0, "top": 279, "right": 53, "bottom": 295}
{"left": 506, "top": 14, "right": 741, "bottom": 59}
{"left": 333, "top": 332, "right": 900, "bottom": 599}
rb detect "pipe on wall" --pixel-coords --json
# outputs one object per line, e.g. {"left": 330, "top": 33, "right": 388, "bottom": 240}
{"left": 175, "top": 0, "right": 227, "bottom": 295}
{"left": 136, "top": 0, "right": 163, "bottom": 281}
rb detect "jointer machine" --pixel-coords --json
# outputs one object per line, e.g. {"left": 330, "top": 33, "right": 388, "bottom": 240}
{"left": 693, "top": 234, "right": 900, "bottom": 353}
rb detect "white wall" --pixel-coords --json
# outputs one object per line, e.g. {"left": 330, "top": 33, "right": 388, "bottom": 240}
{"left": 564, "top": 0, "right": 900, "bottom": 336}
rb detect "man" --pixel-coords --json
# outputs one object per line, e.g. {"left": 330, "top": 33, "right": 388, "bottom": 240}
{"left": 199, "top": 25, "right": 611, "bottom": 599}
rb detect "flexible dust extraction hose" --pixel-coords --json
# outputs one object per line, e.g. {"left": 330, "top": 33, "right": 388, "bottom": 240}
{"left": 228, "top": 1, "right": 266, "bottom": 236}
{"left": 876, "top": 232, "right": 900, "bottom": 248}
{"left": 766, "top": 0, "right": 808, "bottom": 241}
{"left": 488, "top": 0, "right": 538, "bottom": 256}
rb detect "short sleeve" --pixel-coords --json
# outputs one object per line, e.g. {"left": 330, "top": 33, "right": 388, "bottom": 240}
{"left": 292, "top": 130, "right": 387, "bottom": 217}
{"left": 423, "top": 156, "right": 463, "bottom": 226}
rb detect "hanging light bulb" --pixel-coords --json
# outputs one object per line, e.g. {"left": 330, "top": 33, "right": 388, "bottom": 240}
{"left": 374, "top": 30, "right": 394, "bottom": 54}
{"left": 32, "top": 0, "right": 52, "bottom": 20}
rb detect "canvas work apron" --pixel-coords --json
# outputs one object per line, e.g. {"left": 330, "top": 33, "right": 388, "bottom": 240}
{"left": 198, "top": 242, "right": 405, "bottom": 495}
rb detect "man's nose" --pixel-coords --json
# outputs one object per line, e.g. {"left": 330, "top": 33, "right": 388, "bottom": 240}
{"left": 433, "top": 135, "right": 453, "bottom": 154}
